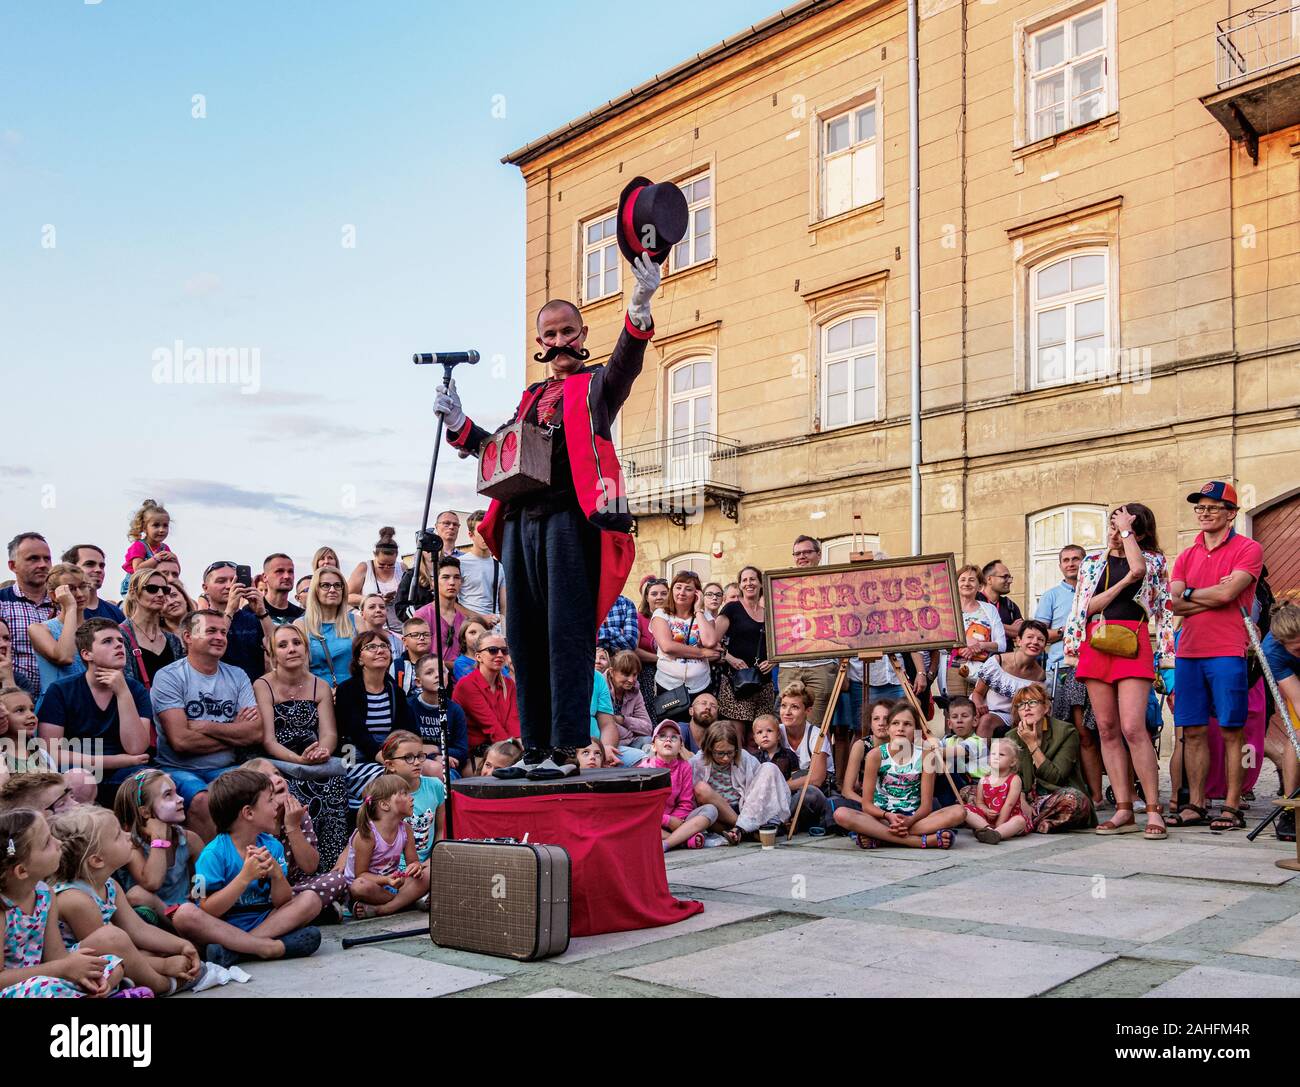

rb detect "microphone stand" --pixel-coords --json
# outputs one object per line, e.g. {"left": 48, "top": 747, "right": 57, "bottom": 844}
{"left": 344, "top": 360, "right": 459, "bottom": 951}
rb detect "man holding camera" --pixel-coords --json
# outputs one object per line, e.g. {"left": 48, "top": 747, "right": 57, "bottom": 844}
{"left": 202, "top": 561, "right": 273, "bottom": 684}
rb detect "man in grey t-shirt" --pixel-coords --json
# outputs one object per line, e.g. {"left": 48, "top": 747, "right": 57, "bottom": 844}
{"left": 150, "top": 609, "right": 261, "bottom": 839}
{"left": 457, "top": 510, "right": 504, "bottom": 626}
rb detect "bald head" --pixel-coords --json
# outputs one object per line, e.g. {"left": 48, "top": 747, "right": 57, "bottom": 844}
{"left": 536, "top": 298, "right": 582, "bottom": 329}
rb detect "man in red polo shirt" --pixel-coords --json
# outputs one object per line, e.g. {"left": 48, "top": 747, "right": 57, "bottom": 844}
{"left": 1168, "top": 481, "right": 1263, "bottom": 832}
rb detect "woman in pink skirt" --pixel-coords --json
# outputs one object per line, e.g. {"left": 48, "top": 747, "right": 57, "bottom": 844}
{"left": 1062, "top": 504, "right": 1175, "bottom": 839}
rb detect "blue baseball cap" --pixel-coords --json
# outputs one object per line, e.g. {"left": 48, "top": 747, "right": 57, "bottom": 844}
{"left": 1186, "top": 481, "right": 1239, "bottom": 508}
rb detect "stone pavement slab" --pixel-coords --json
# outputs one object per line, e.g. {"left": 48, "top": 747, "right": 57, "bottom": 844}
{"left": 552, "top": 902, "right": 771, "bottom": 962}
{"left": 184, "top": 940, "right": 503, "bottom": 998}
{"left": 1229, "top": 911, "right": 1300, "bottom": 962}
{"left": 667, "top": 846, "right": 956, "bottom": 902}
{"left": 619, "top": 916, "right": 1112, "bottom": 997}
{"left": 1036, "top": 838, "right": 1296, "bottom": 885}
{"left": 877, "top": 870, "right": 1252, "bottom": 942}
{"left": 526, "top": 987, "right": 592, "bottom": 998}
{"left": 1143, "top": 964, "right": 1300, "bottom": 999}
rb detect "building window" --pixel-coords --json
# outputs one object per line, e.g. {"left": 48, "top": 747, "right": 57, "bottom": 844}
{"left": 1027, "top": 4, "right": 1111, "bottom": 142}
{"left": 821, "top": 534, "right": 881, "bottom": 566}
{"left": 820, "top": 312, "right": 879, "bottom": 429}
{"left": 670, "top": 174, "right": 712, "bottom": 272}
{"left": 1027, "top": 504, "right": 1106, "bottom": 613}
{"left": 666, "top": 553, "right": 711, "bottom": 584}
{"left": 582, "top": 211, "right": 620, "bottom": 303}
{"left": 821, "top": 100, "right": 878, "bottom": 218}
{"left": 666, "top": 357, "right": 714, "bottom": 485}
{"left": 1030, "top": 249, "right": 1109, "bottom": 388}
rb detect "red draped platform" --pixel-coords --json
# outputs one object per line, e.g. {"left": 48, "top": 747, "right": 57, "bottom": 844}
{"left": 451, "top": 767, "right": 704, "bottom": 937}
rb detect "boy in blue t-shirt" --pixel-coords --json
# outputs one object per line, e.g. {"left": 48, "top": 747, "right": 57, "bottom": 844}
{"left": 192, "top": 768, "right": 323, "bottom": 967}
{"left": 407, "top": 653, "right": 469, "bottom": 777}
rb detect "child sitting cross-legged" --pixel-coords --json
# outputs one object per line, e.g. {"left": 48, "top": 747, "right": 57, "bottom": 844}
{"left": 113, "top": 769, "right": 300, "bottom": 964}
{"left": 0, "top": 808, "right": 132, "bottom": 998}
{"left": 377, "top": 732, "right": 445, "bottom": 864}
{"left": 961, "top": 738, "right": 1030, "bottom": 844}
{"left": 343, "top": 774, "right": 429, "bottom": 919}
{"left": 642, "top": 721, "right": 716, "bottom": 851}
{"left": 828, "top": 699, "right": 894, "bottom": 829}
{"left": 243, "top": 760, "right": 348, "bottom": 920}
{"left": 834, "top": 702, "right": 965, "bottom": 850}
{"left": 51, "top": 805, "right": 205, "bottom": 995}
{"left": 191, "top": 768, "right": 323, "bottom": 967}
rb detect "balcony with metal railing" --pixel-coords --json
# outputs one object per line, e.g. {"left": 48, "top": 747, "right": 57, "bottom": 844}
{"left": 1203, "top": 1, "right": 1300, "bottom": 162}
{"left": 620, "top": 431, "right": 742, "bottom": 528}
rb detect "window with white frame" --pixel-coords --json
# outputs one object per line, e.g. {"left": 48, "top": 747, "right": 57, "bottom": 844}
{"left": 821, "top": 312, "right": 879, "bottom": 429}
{"left": 582, "top": 212, "right": 620, "bottom": 303}
{"left": 821, "top": 100, "right": 878, "bottom": 218}
{"left": 1031, "top": 249, "right": 1109, "bottom": 388}
{"left": 666, "top": 357, "right": 713, "bottom": 485}
{"left": 1027, "top": 504, "right": 1106, "bottom": 613}
{"left": 666, "top": 553, "right": 711, "bottom": 584}
{"left": 1027, "top": 4, "right": 1111, "bottom": 142}
{"left": 670, "top": 174, "right": 712, "bottom": 271}
{"left": 821, "top": 534, "right": 882, "bottom": 566}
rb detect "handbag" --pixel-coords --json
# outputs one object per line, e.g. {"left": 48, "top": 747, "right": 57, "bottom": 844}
{"left": 730, "top": 666, "right": 762, "bottom": 699}
{"left": 652, "top": 683, "right": 691, "bottom": 720}
{"left": 1088, "top": 563, "right": 1139, "bottom": 659}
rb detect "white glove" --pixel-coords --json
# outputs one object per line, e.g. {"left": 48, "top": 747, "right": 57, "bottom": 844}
{"left": 628, "top": 251, "right": 660, "bottom": 330}
{"left": 433, "top": 378, "right": 465, "bottom": 432}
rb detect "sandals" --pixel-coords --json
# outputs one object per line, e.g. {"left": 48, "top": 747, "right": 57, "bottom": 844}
{"left": 920, "top": 830, "right": 954, "bottom": 849}
{"left": 686, "top": 832, "right": 705, "bottom": 850}
{"left": 1144, "top": 803, "right": 1168, "bottom": 840}
{"left": 852, "top": 832, "right": 879, "bottom": 850}
{"left": 1168, "top": 803, "right": 1210, "bottom": 827}
{"left": 1210, "top": 805, "right": 1246, "bottom": 832}
{"left": 1096, "top": 803, "right": 1141, "bottom": 835}
{"left": 974, "top": 826, "right": 1002, "bottom": 845}
{"left": 722, "top": 828, "right": 743, "bottom": 846}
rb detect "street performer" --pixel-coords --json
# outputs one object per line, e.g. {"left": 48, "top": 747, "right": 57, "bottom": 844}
{"left": 433, "top": 180, "right": 681, "bottom": 777}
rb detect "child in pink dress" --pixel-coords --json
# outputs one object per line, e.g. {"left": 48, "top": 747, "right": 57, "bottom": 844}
{"left": 962, "top": 738, "right": 1030, "bottom": 844}
{"left": 641, "top": 722, "right": 716, "bottom": 851}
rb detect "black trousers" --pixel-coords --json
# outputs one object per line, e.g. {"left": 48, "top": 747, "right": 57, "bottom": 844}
{"left": 501, "top": 506, "right": 600, "bottom": 749}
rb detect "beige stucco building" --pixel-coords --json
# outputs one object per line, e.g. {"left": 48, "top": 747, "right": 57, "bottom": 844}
{"left": 503, "top": 0, "right": 1300, "bottom": 616}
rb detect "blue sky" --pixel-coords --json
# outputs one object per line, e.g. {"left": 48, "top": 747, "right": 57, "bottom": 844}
{"left": 0, "top": 0, "right": 778, "bottom": 590}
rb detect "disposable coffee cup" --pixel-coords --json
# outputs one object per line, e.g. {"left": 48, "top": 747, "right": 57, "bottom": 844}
{"left": 759, "top": 825, "right": 777, "bottom": 849}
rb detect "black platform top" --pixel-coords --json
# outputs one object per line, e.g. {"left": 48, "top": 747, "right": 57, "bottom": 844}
{"left": 451, "top": 765, "right": 670, "bottom": 799}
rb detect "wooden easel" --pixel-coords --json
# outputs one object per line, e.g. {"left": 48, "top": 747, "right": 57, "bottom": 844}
{"left": 786, "top": 516, "right": 960, "bottom": 839}
{"left": 787, "top": 516, "right": 880, "bottom": 840}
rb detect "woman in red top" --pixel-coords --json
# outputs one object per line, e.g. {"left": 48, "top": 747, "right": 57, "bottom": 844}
{"left": 451, "top": 630, "right": 520, "bottom": 770}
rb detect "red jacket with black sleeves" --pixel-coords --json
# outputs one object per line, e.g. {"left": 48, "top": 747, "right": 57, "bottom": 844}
{"left": 447, "top": 312, "right": 652, "bottom": 629}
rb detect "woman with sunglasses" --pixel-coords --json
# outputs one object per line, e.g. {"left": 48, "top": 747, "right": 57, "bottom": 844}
{"left": 451, "top": 630, "right": 520, "bottom": 772}
{"left": 120, "top": 569, "right": 183, "bottom": 691}
{"left": 334, "top": 629, "right": 418, "bottom": 809}
{"left": 296, "top": 566, "right": 359, "bottom": 689}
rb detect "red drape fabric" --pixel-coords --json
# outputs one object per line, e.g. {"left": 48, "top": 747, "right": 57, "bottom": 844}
{"left": 453, "top": 787, "right": 703, "bottom": 937}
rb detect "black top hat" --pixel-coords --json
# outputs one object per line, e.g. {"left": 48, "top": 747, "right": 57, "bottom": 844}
{"left": 616, "top": 176, "right": 689, "bottom": 266}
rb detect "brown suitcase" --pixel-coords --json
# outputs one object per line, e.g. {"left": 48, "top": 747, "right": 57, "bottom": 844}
{"left": 428, "top": 838, "right": 571, "bottom": 961}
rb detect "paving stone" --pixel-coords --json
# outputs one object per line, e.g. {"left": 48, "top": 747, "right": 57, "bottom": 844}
{"left": 526, "top": 987, "right": 592, "bottom": 998}
{"left": 876, "top": 870, "right": 1252, "bottom": 943}
{"left": 1229, "top": 911, "right": 1300, "bottom": 962}
{"left": 552, "top": 902, "right": 772, "bottom": 963}
{"left": 189, "top": 941, "right": 503, "bottom": 998}
{"left": 1041, "top": 839, "right": 1297, "bottom": 885}
{"left": 667, "top": 848, "right": 955, "bottom": 899}
{"left": 619, "top": 916, "right": 1111, "bottom": 997}
{"left": 1143, "top": 964, "right": 1300, "bottom": 998}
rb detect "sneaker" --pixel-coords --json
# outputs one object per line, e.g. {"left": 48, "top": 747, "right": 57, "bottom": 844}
{"left": 551, "top": 746, "right": 581, "bottom": 773}
{"left": 526, "top": 758, "right": 577, "bottom": 780}
{"left": 702, "top": 833, "right": 729, "bottom": 848}
{"left": 279, "top": 926, "right": 322, "bottom": 960}
{"left": 1278, "top": 808, "right": 1296, "bottom": 843}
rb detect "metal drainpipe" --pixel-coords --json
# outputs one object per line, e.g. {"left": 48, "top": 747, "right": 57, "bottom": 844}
{"left": 908, "top": 0, "right": 922, "bottom": 555}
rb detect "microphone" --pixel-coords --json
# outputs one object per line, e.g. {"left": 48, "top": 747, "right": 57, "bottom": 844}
{"left": 413, "top": 350, "right": 480, "bottom": 366}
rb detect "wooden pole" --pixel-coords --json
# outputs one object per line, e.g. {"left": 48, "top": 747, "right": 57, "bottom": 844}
{"left": 787, "top": 656, "right": 850, "bottom": 841}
